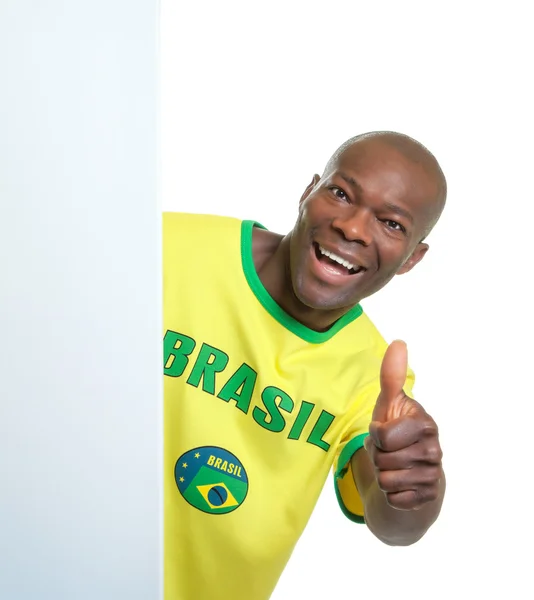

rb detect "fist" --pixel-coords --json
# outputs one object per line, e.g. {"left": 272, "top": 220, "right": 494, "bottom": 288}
{"left": 365, "top": 340, "right": 443, "bottom": 511}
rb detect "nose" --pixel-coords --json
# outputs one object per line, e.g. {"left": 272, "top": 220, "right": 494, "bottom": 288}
{"left": 332, "top": 207, "right": 373, "bottom": 246}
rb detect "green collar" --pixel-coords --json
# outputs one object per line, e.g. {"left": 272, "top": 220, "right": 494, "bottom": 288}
{"left": 240, "top": 220, "right": 363, "bottom": 344}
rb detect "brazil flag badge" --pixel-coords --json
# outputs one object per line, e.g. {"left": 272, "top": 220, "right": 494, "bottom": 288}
{"left": 175, "top": 446, "right": 249, "bottom": 515}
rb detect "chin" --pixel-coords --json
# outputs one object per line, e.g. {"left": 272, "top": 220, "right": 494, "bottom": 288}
{"left": 292, "top": 279, "right": 359, "bottom": 312}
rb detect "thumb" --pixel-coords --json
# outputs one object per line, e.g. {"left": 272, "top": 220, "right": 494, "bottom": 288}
{"left": 373, "top": 340, "right": 408, "bottom": 422}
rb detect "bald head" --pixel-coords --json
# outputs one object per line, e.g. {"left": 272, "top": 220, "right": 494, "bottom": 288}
{"left": 322, "top": 131, "right": 447, "bottom": 238}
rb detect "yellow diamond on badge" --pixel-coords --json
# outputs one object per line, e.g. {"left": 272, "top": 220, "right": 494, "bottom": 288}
{"left": 197, "top": 482, "right": 239, "bottom": 510}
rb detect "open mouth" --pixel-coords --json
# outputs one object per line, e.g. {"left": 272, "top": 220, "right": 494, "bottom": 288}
{"left": 313, "top": 243, "right": 366, "bottom": 276}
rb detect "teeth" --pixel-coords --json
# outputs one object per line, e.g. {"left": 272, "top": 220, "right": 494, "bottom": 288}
{"left": 319, "top": 245, "right": 356, "bottom": 271}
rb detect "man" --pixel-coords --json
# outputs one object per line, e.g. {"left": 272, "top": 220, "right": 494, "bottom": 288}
{"left": 163, "top": 131, "right": 447, "bottom": 599}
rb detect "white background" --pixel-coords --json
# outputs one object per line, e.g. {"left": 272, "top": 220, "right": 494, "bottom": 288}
{"left": 161, "top": 1, "right": 533, "bottom": 598}
{"left": 1, "top": 1, "right": 161, "bottom": 598}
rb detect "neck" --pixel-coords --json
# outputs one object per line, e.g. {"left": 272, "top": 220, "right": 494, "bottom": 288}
{"left": 252, "top": 228, "right": 350, "bottom": 332}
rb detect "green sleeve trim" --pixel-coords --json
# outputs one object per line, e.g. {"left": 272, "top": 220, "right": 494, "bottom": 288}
{"left": 333, "top": 433, "right": 369, "bottom": 524}
{"left": 240, "top": 220, "right": 363, "bottom": 344}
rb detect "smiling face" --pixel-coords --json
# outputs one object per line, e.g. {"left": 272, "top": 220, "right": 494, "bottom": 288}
{"left": 288, "top": 136, "right": 445, "bottom": 310}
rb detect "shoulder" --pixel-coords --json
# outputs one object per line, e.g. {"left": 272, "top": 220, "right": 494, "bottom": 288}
{"left": 348, "top": 308, "right": 389, "bottom": 352}
{"left": 350, "top": 309, "right": 416, "bottom": 390}
{"left": 162, "top": 213, "right": 243, "bottom": 264}
{"left": 163, "top": 211, "right": 239, "bottom": 229}
{"left": 163, "top": 212, "right": 243, "bottom": 242}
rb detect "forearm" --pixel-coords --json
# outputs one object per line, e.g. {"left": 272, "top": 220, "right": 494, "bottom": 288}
{"left": 361, "top": 470, "right": 446, "bottom": 546}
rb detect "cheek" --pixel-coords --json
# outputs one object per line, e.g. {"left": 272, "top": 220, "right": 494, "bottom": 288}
{"left": 299, "top": 197, "right": 334, "bottom": 236}
{"left": 294, "top": 200, "right": 321, "bottom": 243}
{"left": 302, "top": 194, "right": 330, "bottom": 216}
{"left": 376, "top": 233, "right": 412, "bottom": 267}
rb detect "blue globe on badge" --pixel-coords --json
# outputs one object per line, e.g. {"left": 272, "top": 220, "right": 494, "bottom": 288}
{"left": 175, "top": 446, "right": 249, "bottom": 515}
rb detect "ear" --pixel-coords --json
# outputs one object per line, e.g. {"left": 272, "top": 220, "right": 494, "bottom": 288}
{"left": 397, "top": 242, "right": 429, "bottom": 275}
{"left": 299, "top": 174, "right": 321, "bottom": 206}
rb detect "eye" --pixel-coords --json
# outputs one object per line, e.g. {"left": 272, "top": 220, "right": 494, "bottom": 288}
{"left": 382, "top": 219, "right": 406, "bottom": 234}
{"left": 330, "top": 186, "right": 349, "bottom": 202}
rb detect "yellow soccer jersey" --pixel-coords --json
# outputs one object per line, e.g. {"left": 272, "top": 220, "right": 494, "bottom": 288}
{"left": 163, "top": 212, "right": 414, "bottom": 600}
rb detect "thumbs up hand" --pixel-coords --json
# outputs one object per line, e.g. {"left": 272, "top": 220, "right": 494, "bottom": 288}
{"left": 364, "top": 340, "right": 443, "bottom": 511}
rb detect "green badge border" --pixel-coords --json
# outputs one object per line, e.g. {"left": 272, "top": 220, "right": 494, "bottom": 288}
{"left": 175, "top": 445, "right": 249, "bottom": 516}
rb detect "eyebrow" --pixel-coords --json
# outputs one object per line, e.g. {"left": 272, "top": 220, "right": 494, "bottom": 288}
{"left": 383, "top": 201, "right": 414, "bottom": 225}
{"left": 339, "top": 172, "right": 363, "bottom": 193}
{"left": 338, "top": 172, "right": 414, "bottom": 225}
